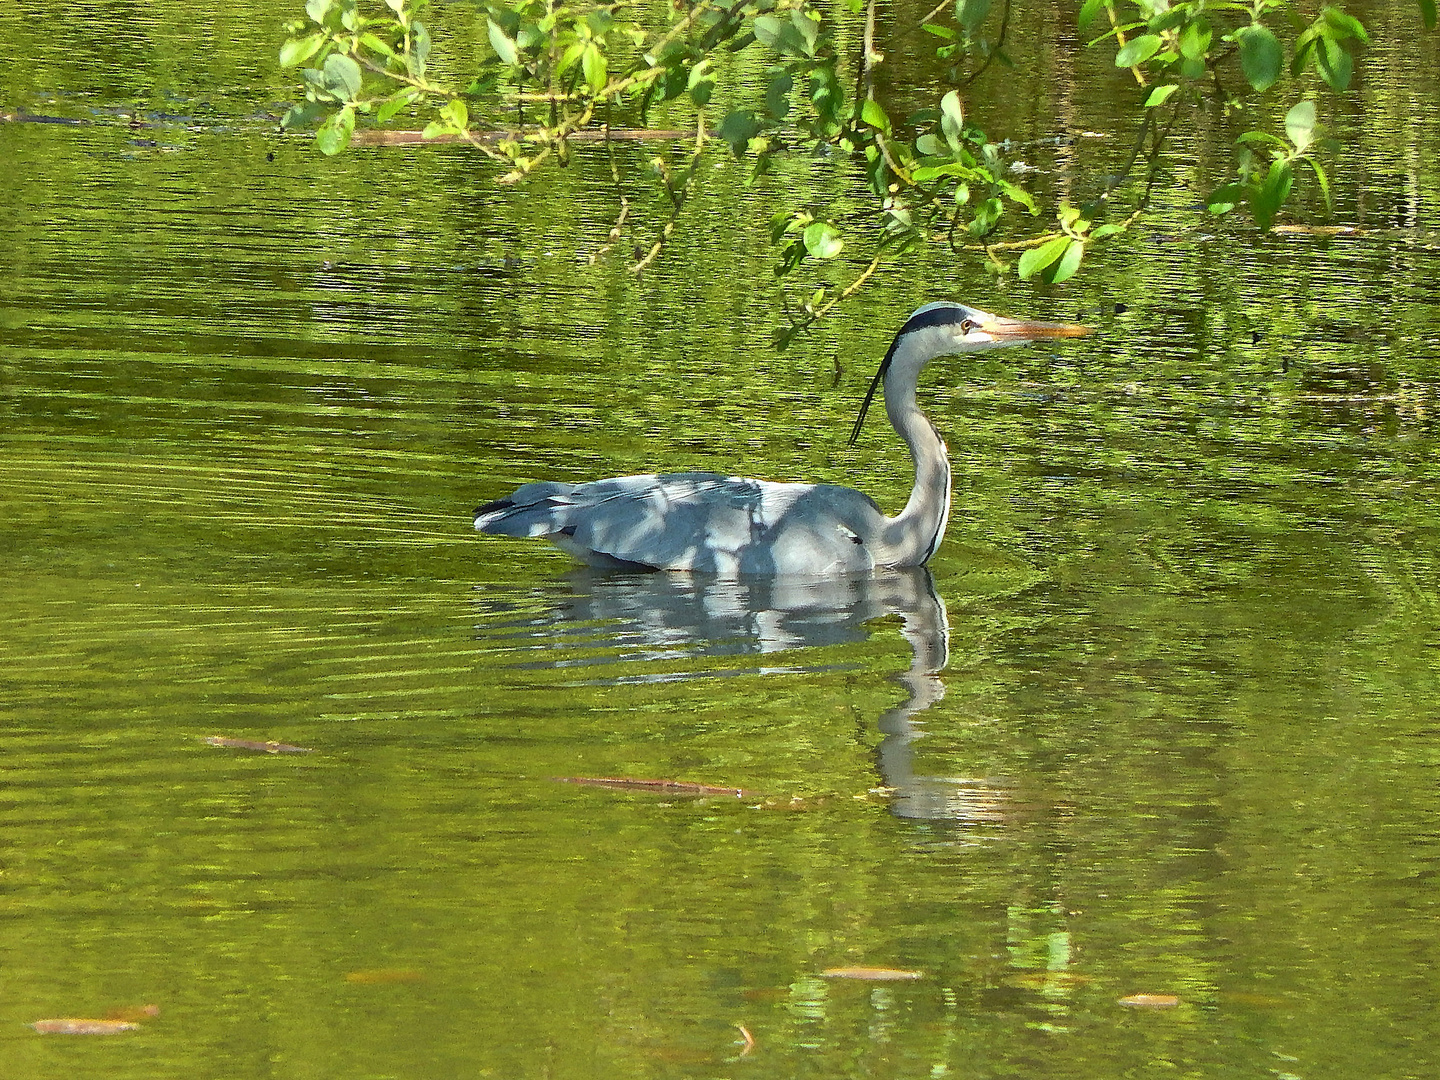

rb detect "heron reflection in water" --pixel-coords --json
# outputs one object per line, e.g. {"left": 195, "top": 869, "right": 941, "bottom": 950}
{"left": 476, "top": 567, "right": 1014, "bottom": 822}
{"left": 475, "top": 301, "right": 1090, "bottom": 576}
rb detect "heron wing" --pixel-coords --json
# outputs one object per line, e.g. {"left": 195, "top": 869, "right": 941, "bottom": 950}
{"left": 476, "top": 473, "right": 884, "bottom": 573}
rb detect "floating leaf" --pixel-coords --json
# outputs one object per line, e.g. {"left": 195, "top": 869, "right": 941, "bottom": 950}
{"left": 822, "top": 966, "right": 924, "bottom": 981}
{"left": 204, "top": 735, "right": 314, "bottom": 753}
{"left": 1114, "top": 34, "right": 1162, "bottom": 68}
{"left": 345, "top": 969, "right": 425, "bottom": 984}
{"left": 1237, "top": 25, "right": 1282, "bottom": 91}
{"left": 31, "top": 1019, "right": 139, "bottom": 1035}
{"left": 1119, "top": 993, "right": 1180, "bottom": 1008}
{"left": 104, "top": 1005, "right": 160, "bottom": 1022}
{"left": 555, "top": 776, "right": 755, "bottom": 797}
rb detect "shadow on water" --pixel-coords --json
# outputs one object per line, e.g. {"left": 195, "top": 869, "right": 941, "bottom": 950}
{"left": 472, "top": 565, "right": 1012, "bottom": 823}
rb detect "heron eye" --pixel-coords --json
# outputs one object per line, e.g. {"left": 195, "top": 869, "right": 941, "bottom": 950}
{"left": 960, "top": 319, "right": 976, "bottom": 333}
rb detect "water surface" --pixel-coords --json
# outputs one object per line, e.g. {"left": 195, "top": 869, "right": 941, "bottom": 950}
{"left": 3, "top": 3, "right": 1439, "bottom": 1078}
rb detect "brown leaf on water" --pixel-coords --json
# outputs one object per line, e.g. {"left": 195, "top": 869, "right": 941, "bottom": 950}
{"left": 821, "top": 966, "right": 924, "bottom": 981}
{"left": 554, "top": 776, "right": 753, "bottom": 798}
{"left": 103, "top": 1004, "right": 160, "bottom": 1022}
{"left": 1118, "top": 993, "right": 1180, "bottom": 1008}
{"left": 31, "top": 1019, "right": 139, "bottom": 1035}
{"left": 344, "top": 968, "right": 425, "bottom": 985}
{"left": 203, "top": 736, "right": 312, "bottom": 754}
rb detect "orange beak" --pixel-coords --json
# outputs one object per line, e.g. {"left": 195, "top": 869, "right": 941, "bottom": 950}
{"left": 978, "top": 316, "right": 1093, "bottom": 342}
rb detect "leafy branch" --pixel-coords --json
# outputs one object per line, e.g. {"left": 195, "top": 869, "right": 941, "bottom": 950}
{"left": 277, "top": 0, "right": 1433, "bottom": 333}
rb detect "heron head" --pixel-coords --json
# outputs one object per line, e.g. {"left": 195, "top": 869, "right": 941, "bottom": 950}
{"left": 848, "top": 301, "right": 1091, "bottom": 445}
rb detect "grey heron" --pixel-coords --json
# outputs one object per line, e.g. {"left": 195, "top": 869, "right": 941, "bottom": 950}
{"left": 474, "top": 301, "right": 1090, "bottom": 575}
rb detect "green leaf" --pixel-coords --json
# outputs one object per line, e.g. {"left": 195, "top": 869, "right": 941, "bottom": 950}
{"left": 1090, "top": 223, "right": 1124, "bottom": 239}
{"left": 1018, "top": 236, "right": 1070, "bottom": 279}
{"left": 967, "top": 196, "right": 1003, "bottom": 236}
{"left": 305, "top": 0, "right": 333, "bottom": 25}
{"left": 1285, "top": 99, "right": 1316, "bottom": 152}
{"left": 915, "top": 133, "right": 946, "bottom": 157}
{"left": 582, "top": 44, "right": 608, "bottom": 95}
{"left": 790, "top": 9, "right": 820, "bottom": 56}
{"left": 1250, "top": 160, "right": 1293, "bottom": 230}
{"left": 1114, "top": 33, "right": 1162, "bottom": 68}
{"left": 1305, "top": 157, "right": 1334, "bottom": 213}
{"left": 1206, "top": 182, "right": 1246, "bottom": 214}
{"left": 1321, "top": 7, "right": 1369, "bottom": 42}
{"left": 440, "top": 98, "right": 467, "bottom": 132}
{"left": 280, "top": 100, "right": 328, "bottom": 129}
{"left": 911, "top": 161, "right": 983, "bottom": 183}
{"left": 279, "top": 33, "right": 325, "bottom": 68}
{"left": 1078, "top": 0, "right": 1106, "bottom": 32}
{"left": 716, "top": 110, "right": 761, "bottom": 153}
{"left": 1314, "top": 36, "right": 1352, "bottom": 91}
{"left": 861, "top": 98, "right": 890, "bottom": 133}
{"left": 385, "top": 0, "right": 405, "bottom": 12}
{"left": 586, "top": 8, "right": 615, "bottom": 35}
{"left": 408, "top": 21, "right": 431, "bottom": 78}
{"left": 956, "top": 0, "right": 990, "bottom": 32}
{"left": 1049, "top": 240, "right": 1084, "bottom": 283}
{"left": 689, "top": 59, "right": 717, "bottom": 107}
{"left": 322, "top": 53, "right": 362, "bottom": 100}
{"left": 487, "top": 19, "right": 519, "bottom": 66}
{"left": 752, "top": 15, "right": 785, "bottom": 49}
{"left": 997, "top": 179, "right": 1037, "bottom": 213}
{"left": 1236, "top": 129, "right": 1287, "bottom": 148}
{"left": 809, "top": 65, "right": 843, "bottom": 126}
{"left": 1177, "top": 18, "right": 1211, "bottom": 60}
{"left": 374, "top": 88, "right": 418, "bottom": 123}
{"left": 1144, "top": 83, "right": 1178, "bottom": 107}
{"left": 764, "top": 69, "right": 792, "bottom": 118}
{"left": 359, "top": 33, "right": 398, "bottom": 61}
{"left": 1421, "top": 0, "right": 1437, "bottom": 30}
{"left": 314, "top": 105, "right": 355, "bottom": 155}
{"left": 802, "top": 221, "right": 844, "bottom": 259}
{"left": 922, "top": 23, "right": 957, "bottom": 40}
{"left": 940, "top": 89, "right": 965, "bottom": 150}
{"left": 1236, "top": 25, "right": 1282, "bottom": 92}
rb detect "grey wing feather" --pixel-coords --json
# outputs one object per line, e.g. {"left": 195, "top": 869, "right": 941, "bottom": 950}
{"left": 476, "top": 472, "right": 887, "bottom": 574}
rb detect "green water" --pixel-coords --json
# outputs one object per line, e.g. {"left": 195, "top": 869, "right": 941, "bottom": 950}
{"left": 3, "top": 2, "right": 1440, "bottom": 1077}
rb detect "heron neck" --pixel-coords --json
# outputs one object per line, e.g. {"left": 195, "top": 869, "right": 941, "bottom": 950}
{"left": 880, "top": 377, "right": 952, "bottom": 567}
